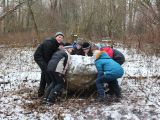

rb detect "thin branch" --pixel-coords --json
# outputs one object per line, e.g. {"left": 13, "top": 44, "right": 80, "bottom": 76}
{"left": 0, "top": 1, "right": 25, "bottom": 21}
{"left": 0, "top": 0, "right": 38, "bottom": 21}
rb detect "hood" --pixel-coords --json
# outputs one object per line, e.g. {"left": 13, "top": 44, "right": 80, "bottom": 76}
{"left": 95, "top": 51, "right": 110, "bottom": 60}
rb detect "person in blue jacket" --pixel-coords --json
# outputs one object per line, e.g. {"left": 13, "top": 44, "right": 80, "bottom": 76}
{"left": 94, "top": 50, "right": 124, "bottom": 102}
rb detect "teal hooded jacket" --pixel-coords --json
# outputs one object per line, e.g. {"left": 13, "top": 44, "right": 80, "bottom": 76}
{"left": 95, "top": 51, "right": 124, "bottom": 80}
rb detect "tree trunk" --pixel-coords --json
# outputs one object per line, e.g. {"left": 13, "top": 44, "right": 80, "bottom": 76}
{"left": 156, "top": 0, "right": 160, "bottom": 28}
{"left": 128, "top": 0, "right": 133, "bottom": 34}
{"left": 0, "top": 0, "right": 5, "bottom": 33}
{"left": 27, "top": 0, "right": 39, "bottom": 46}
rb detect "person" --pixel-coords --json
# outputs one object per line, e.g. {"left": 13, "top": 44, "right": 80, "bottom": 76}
{"left": 100, "top": 47, "right": 125, "bottom": 65}
{"left": 42, "top": 43, "right": 73, "bottom": 105}
{"left": 93, "top": 50, "right": 124, "bottom": 103}
{"left": 112, "top": 49, "right": 125, "bottom": 65}
{"left": 59, "top": 42, "right": 65, "bottom": 49}
{"left": 34, "top": 32, "right": 64, "bottom": 98}
{"left": 82, "top": 42, "right": 93, "bottom": 56}
{"left": 93, "top": 44, "right": 125, "bottom": 96}
{"left": 72, "top": 40, "right": 83, "bottom": 55}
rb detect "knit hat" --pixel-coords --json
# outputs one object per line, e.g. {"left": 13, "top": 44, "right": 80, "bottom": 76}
{"left": 76, "top": 40, "right": 83, "bottom": 46}
{"left": 82, "top": 42, "right": 90, "bottom": 49}
{"left": 55, "top": 32, "right": 64, "bottom": 37}
{"left": 91, "top": 44, "right": 99, "bottom": 50}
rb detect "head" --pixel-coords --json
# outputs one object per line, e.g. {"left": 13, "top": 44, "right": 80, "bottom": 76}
{"left": 76, "top": 40, "right": 83, "bottom": 50}
{"left": 59, "top": 42, "right": 65, "bottom": 50}
{"left": 64, "top": 43, "right": 74, "bottom": 54}
{"left": 55, "top": 32, "right": 64, "bottom": 43}
{"left": 91, "top": 44, "right": 99, "bottom": 52}
{"left": 82, "top": 42, "right": 91, "bottom": 54}
{"left": 101, "top": 39, "right": 113, "bottom": 48}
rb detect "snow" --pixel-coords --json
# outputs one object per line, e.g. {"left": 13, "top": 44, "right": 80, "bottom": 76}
{"left": 0, "top": 44, "right": 160, "bottom": 119}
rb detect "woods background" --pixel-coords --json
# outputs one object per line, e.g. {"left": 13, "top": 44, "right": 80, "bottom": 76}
{"left": 0, "top": 0, "right": 160, "bottom": 55}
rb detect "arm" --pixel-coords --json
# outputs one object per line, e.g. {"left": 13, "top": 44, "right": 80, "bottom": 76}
{"left": 62, "top": 52, "right": 69, "bottom": 75}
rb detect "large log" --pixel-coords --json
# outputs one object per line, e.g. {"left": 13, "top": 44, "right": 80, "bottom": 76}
{"left": 66, "top": 55, "right": 97, "bottom": 91}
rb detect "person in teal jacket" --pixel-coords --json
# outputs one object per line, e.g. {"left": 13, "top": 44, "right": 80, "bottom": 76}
{"left": 94, "top": 50, "right": 124, "bottom": 102}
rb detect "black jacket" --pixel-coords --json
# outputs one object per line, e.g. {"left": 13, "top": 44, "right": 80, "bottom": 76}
{"left": 47, "top": 50, "right": 69, "bottom": 74}
{"left": 72, "top": 48, "right": 83, "bottom": 55}
{"left": 34, "top": 37, "right": 60, "bottom": 64}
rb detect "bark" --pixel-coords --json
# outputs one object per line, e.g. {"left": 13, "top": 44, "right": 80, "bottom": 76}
{"left": 27, "top": 0, "right": 39, "bottom": 46}
{"left": 0, "top": 1, "right": 25, "bottom": 21}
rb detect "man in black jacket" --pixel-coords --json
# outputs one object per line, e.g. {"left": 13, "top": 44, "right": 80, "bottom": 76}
{"left": 34, "top": 32, "right": 64, "bottom": 97}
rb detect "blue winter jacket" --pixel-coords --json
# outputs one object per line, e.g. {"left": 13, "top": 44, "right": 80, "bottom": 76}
{"left": 95, "top": 51, "right": 124, "bottom": 80}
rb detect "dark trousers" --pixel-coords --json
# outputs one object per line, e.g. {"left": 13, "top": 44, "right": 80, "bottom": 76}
{"left": 107, "top": 80, "right": 121, "bottom": 97}
{"left": 96, "top": 75, "right": 121, "bottom": 98}
{"left": 44, "top": 71, "right": 64, "bottom": 101}
{"left": 36, "top": 61, "right": 51, "bottom": 96}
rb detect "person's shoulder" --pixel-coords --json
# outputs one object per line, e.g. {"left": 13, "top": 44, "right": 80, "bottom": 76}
{"left": 55, "top": 49, "right": 66, "bottom": 54}
{"left": 42, "top": 37, "right": 56, "bottom": 45}
{"left": 57, "top": 50, "right": 68, "bottom": 58}
{"left": 44, "top": 37, "right": 55, "bottom": 42}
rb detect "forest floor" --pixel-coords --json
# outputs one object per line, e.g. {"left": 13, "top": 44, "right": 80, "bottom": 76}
{"left": 0, "top": 44, "right": 160, "bottom": 120}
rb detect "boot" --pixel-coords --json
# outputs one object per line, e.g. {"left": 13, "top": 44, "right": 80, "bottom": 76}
{"left": 46, "top": 92, "right": 57, "bottom": 106}
{"left": 114, "top": 95, "right": 122, "bottom": 102}
{"left": 46, "top": 98, "right": 55, "bottom": 106}
{"left": 42, "top": 97, "right": 47, "bottom": 104}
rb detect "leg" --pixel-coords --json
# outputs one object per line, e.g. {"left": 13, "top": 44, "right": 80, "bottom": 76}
{"left": 38, "top": 71, "right": 46, "bottom": 97}
{"left": 45, "top": 72, "right": 52, "bottom": 87}
{"left": 96, "top": 75, "right": 106, "bottom": 98}
{"left": 107, "top": 83, "right": 115, "bottom": 96}
{"left": 36, "top": 61, "right": 47, "bottom": 97}
{"left": 47, "top": 72, "right": 64, "bottom": 103}
{"left": 43, "top": 71, "right": 56, "bottom": 100}
{"left": 109, "top": 80, "right": 121, "bottom": 98}
{"left": 43, "top": 82, "right": 55, "bottom": 99}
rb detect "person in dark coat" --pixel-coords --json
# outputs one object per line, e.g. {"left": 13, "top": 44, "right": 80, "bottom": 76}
{"left": 100, "top": 47, "right": 125, "bottom": 65}
{"left": 72, "top": 40, "right": 83, "bottom": 55}
{"left": 112, "top": 49, "right": 125, "bottom": 65}
{"left": 82, "top": 42, "right": 93, "bottom": 56}
{"left": 34, "top": 32, "right": 64, "bottom": 97}
{"left": 42, "top": 43, "right": 73, "bottom": 105}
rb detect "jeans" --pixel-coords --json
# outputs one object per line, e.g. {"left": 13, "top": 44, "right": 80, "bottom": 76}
{"left": 44, "top": 72, "right": 64, "bottom": 102}
{"left": 96, "top": 75, "right": 121, "bottom": 98}
{"left": 36, "top": 61, "right": 51, "bottom": 96}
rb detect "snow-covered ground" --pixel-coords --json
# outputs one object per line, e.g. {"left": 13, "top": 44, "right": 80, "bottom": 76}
{"left": 0, "top": 45, "right": 160, "bottom": 120}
